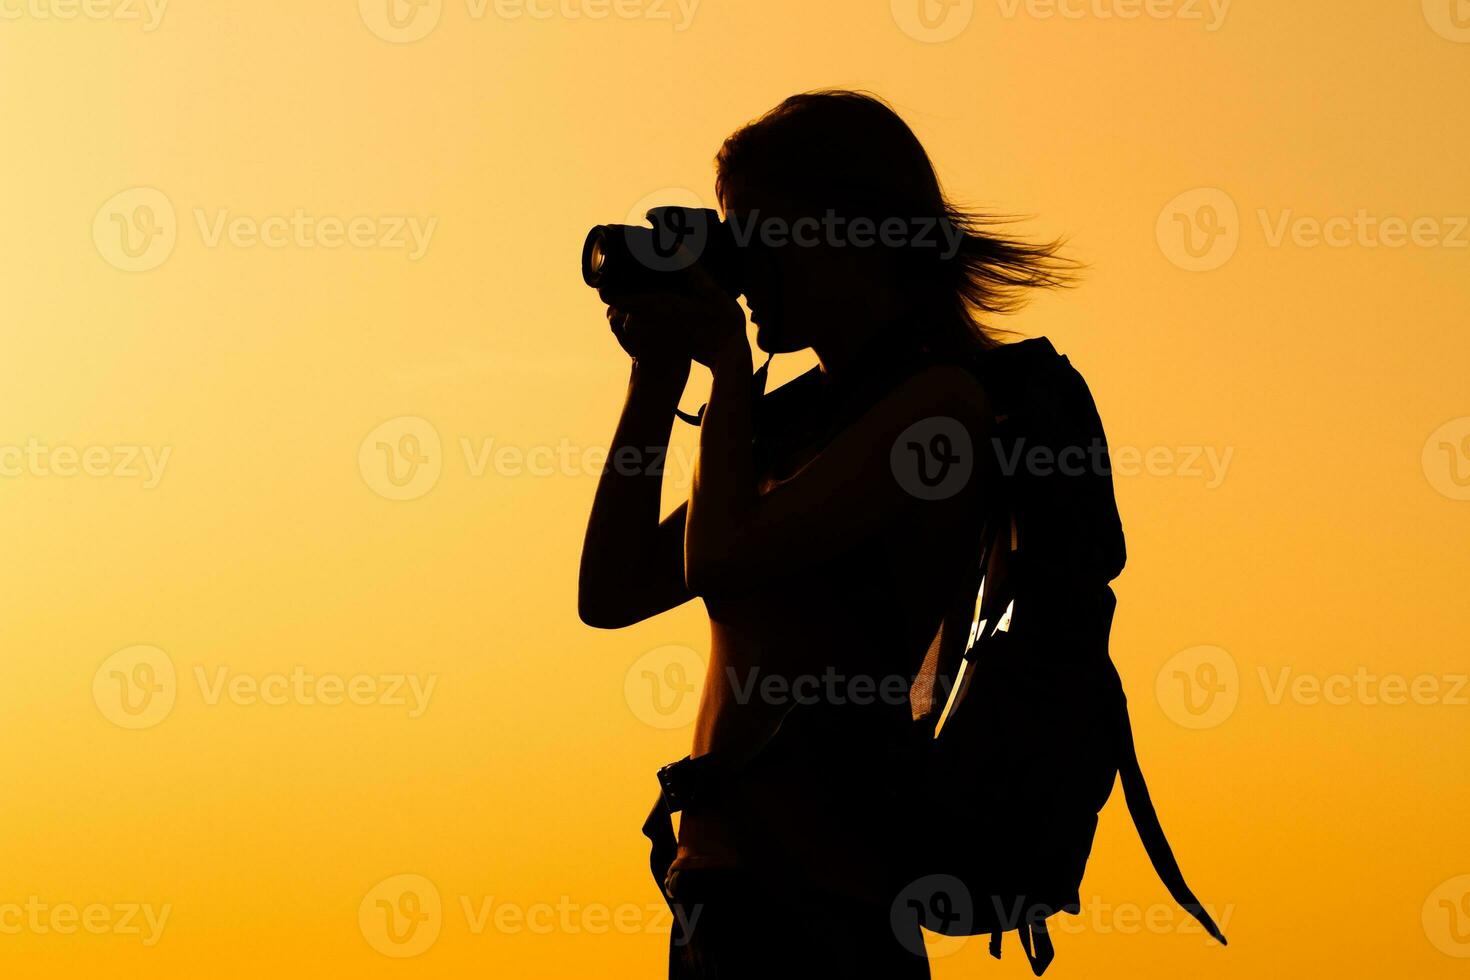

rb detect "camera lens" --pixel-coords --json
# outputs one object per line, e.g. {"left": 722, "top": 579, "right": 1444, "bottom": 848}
{"left": 582, "top": 226, "right": 610, "bottom": 287}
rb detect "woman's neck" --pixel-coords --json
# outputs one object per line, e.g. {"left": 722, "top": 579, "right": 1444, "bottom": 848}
{"left": 813, "top": 312, "right": 915, "bottom": 384}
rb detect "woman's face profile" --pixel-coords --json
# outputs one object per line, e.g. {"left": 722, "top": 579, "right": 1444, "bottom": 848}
{"left": 724, "top": 181, "right": 880, "bottom": 357}
{"left": 722, "top": 182, "right": 798, "bottom": 355}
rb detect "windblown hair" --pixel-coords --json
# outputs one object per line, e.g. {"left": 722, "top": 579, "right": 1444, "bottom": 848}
{"left": 715, "top": 90, "right": 1077, "bottom": 351}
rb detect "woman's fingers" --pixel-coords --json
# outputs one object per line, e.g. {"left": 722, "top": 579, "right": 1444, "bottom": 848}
{"left": 603, "top": 283, "right": 742, "bottom": 363}
{"left": 607, "top": 306, "right": 638, "bottom": 356}
{"left": 601, "top": 291, "right": 680, "bottom": 318}
{"left": 605, "top": 296, "right": 681, "bottom": 355}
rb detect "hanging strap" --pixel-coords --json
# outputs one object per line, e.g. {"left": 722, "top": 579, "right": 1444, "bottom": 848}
{"left": 1117, "top": 696, "right": 1229, "bottom": 946}
{"left": 1015, "top": 915, "right": 1055, "bottom": 976}
{"left": 991, "top": 916, "right": 1057, "bottom": 976}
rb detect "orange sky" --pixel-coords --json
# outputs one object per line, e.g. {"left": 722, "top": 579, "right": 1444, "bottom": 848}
{"left": 2, "top": 1, "right": 1468, "bottom": 976}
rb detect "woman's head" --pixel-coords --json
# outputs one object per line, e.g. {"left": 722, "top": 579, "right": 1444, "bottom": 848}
{"left": 715, "top": 90, "right": 1076, "bottom": 357}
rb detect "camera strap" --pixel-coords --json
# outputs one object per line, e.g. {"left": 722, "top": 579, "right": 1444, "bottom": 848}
{"left": 674, "top": 353, "right": 774, "bottom": 426}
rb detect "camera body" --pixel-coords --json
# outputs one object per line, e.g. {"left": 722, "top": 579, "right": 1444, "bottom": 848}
{"left": 582, "top": 206, "right": 742, "bottom": 297}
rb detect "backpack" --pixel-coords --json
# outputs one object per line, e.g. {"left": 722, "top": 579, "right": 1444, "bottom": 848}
{"left": 900, "top": 337, "right": 1227, "bottom": 974}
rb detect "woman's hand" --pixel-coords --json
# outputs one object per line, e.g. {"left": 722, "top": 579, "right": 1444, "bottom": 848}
{"left": 599, "top": 263, "right": 747, "bottom": 370}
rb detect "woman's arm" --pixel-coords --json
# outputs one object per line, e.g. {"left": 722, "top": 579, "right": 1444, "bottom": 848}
{"left": 684, "top": 338, "right": 757, "bottom": 593}
{"left": 592, "top": 271, "right": 990, "bottom": 602}
{"left": 577, "top": 358, "right": 695, "bottom": 629}
{"left": 589, "top": 268, "right": 750, "bottom": 613}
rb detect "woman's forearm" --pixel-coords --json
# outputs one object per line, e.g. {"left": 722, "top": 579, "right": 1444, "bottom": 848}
{"left": 686, "top": 339, "right": 756, "bottom": 593}
{"left": 579, "top": 360, "right": 688, "bottom": 623}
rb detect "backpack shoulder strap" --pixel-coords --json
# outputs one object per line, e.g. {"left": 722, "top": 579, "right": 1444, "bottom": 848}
{"left": 1115, "top": 692, "right": 1229, "bottom": 945}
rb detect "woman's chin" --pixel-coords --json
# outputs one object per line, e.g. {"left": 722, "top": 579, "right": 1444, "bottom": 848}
{"left": 754, "top": 322, "right": 804, "bottom": 355}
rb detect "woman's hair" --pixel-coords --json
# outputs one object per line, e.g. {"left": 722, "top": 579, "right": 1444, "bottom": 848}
{"left": 715, "top": 90, "right": 1077, "bottom": 351}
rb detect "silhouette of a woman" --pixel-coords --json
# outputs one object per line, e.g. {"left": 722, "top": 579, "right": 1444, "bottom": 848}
{"left": 581, "top": 90, "right": 1074, "bottom": 978}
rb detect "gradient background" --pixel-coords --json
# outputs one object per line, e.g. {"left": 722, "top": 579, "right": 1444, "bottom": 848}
{"left": 2, "top": 0, "right": 1468, "bottom": 976}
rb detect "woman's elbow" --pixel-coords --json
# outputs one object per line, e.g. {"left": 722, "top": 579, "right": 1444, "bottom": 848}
{"left": 578, "top": 575, "right": 671, "bottom": 629}
{"left": 578, "top": 592, "right": 635, "bottom": 630}
{"left": 577, "top": 571, "right": 631, "bottom": 629}
{"left": 578, "top": 608, "right": 626, "bottom": 630}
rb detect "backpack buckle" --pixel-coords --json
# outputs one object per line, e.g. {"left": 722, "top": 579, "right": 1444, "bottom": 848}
{"left": 656, "top": 756, "right": 702, "bottom": 814}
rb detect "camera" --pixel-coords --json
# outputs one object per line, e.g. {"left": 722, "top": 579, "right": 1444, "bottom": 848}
{"left": 581, "top": 206, "right": 742, "bottom": 297}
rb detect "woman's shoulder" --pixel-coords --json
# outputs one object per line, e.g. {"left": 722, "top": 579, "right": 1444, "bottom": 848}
{"left": 885, "top": 354, "right": 994, "bottom": 432}
{"left": 757, "top": 364, "right": 824, "bottom": 412}
{"left": 754, "top": 350, "right": 996, "bottom": 449}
